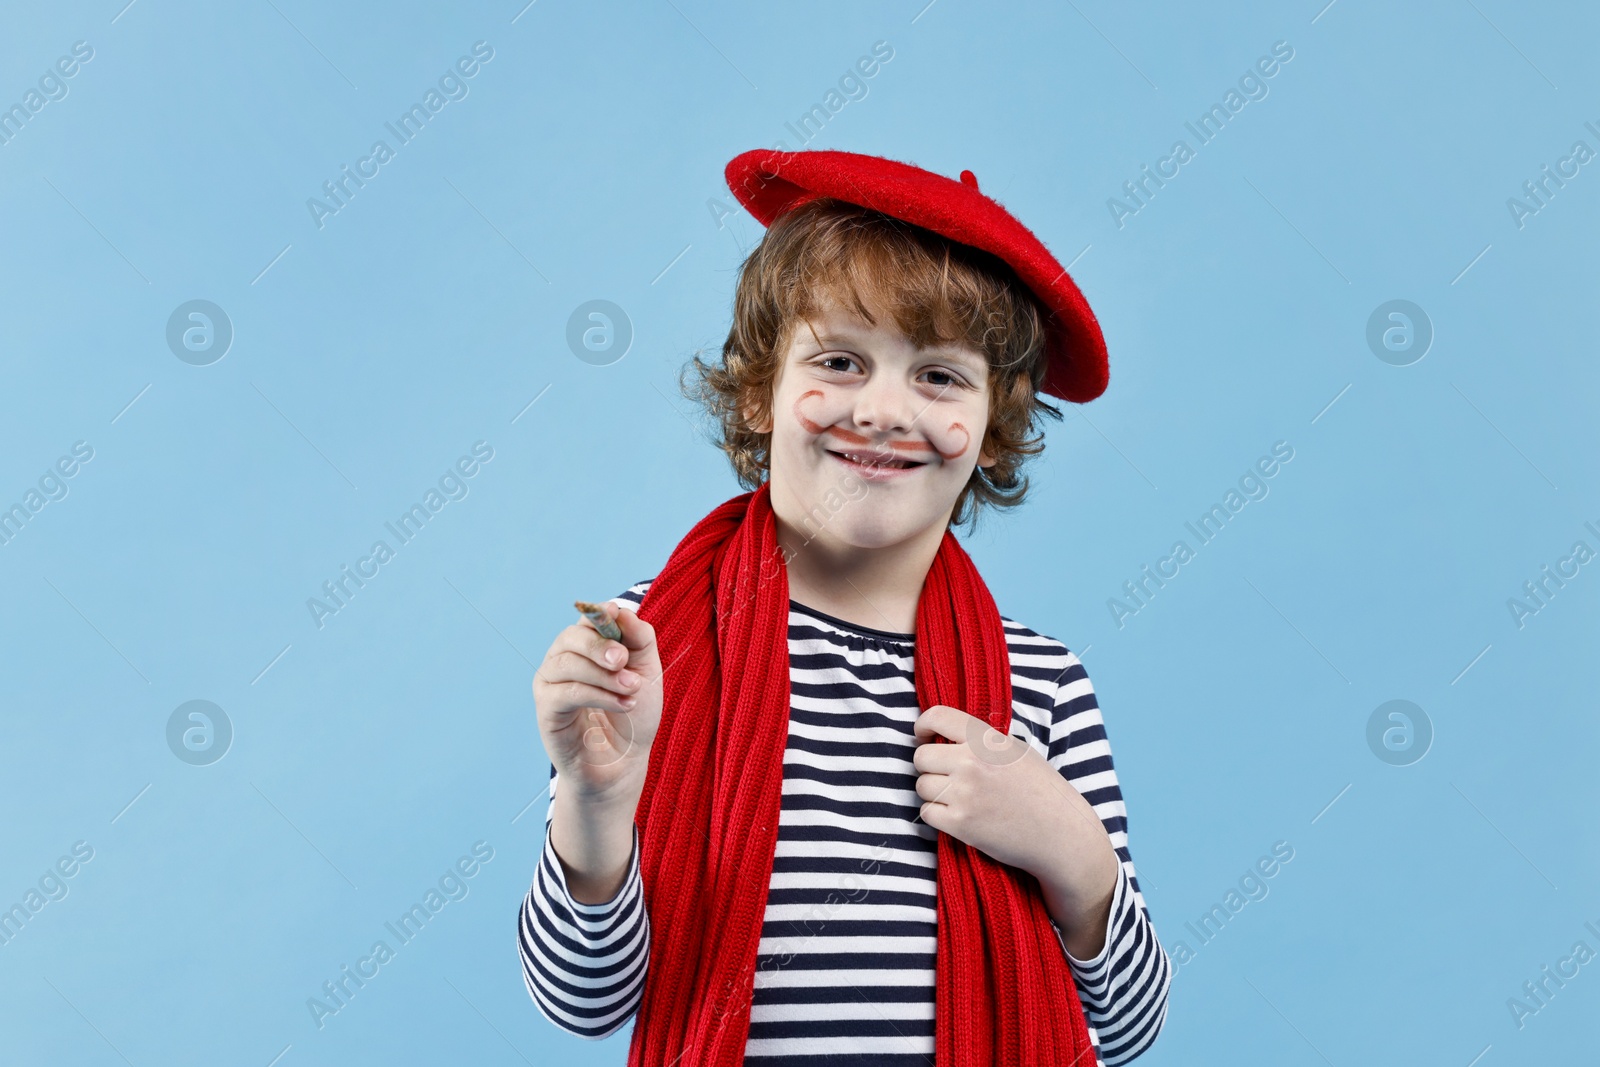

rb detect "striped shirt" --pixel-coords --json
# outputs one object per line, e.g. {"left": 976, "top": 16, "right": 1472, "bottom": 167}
{"left": 519, "top": 579, "right": 1170, "bottom": 1065}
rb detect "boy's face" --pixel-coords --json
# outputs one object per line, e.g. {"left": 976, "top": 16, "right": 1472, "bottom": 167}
{"left": 746, "top": 294, "right": 997, "bottom": 554}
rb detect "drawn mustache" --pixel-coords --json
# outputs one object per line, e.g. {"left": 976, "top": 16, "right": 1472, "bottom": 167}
{"left": 826, "top": 425, "right": 972, "bottom": 463}
{"left": 824, "top": 426, "right": 933, "bottom": 456}
{"left": 791, "top": 390, "right": 968, "bottom": 462}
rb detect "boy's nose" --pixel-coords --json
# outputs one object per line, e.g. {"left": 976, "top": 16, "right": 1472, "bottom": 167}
{"left": 850, "top": 377, "right": 919, "bottom": 437}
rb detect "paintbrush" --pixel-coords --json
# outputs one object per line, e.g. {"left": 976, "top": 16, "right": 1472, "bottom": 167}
{"left": 573, "top": 600, "right": 623, "bottom": 642}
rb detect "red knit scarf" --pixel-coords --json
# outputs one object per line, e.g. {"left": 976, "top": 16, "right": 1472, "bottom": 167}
{"left": 627, "top": 482, "right": 1095, "bottom": 1065}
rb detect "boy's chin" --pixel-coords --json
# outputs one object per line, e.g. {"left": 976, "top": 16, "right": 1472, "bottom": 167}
{"left": 770, "top": 471, "right": 961, "bottom": 550}
{"left": 806, "top": 504, "right": 950, "bottom": 551}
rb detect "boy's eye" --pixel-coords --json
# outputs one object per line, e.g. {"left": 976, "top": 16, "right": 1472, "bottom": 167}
{"left": 815, "top": 355, "right": 967, "bottom": 390}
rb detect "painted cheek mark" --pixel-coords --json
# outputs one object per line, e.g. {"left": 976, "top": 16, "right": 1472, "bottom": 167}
{"left": 792, "top": 390, "right": 827, "bottom": 435}
{"left": 934, "top": 422, "right": 970, "bottom": 462}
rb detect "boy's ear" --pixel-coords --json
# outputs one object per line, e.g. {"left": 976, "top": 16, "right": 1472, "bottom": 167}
{"left": 741, "top": 398, "right": 773, "bottom": 435}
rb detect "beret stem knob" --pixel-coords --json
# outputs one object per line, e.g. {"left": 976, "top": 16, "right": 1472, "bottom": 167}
{"left": 959, "top": 169, "right": 979, "bottom": 190}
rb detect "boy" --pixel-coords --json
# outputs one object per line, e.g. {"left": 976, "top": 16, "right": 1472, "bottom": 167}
{"left": 520, "top": 150, "right": 1171, "bottom": 1065}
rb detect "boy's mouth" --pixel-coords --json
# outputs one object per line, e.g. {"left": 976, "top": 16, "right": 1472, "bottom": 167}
{"left": 826, "top": 449, "right": 927, "bottom": 475}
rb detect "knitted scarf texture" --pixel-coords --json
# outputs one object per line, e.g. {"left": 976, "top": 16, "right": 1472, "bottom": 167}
{"left": 626, "top": 481, "right": 1095, "bottom": 1065}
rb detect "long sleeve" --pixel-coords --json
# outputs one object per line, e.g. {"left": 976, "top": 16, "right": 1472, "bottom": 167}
{"left": 517, "top": 765, "right": 651, "bottom": 1038}
{"left": 1046, "top": 651, "right": 1171, "bottom": 1065}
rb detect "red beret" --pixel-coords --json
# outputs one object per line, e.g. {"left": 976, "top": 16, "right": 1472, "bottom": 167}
{"left": 724, "top": 148, "right": 1108, "bottom": 403}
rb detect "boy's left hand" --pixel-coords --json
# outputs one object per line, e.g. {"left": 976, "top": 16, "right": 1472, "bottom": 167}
{"left": 913, "top": 704, "right": 1120, "bottom": 957}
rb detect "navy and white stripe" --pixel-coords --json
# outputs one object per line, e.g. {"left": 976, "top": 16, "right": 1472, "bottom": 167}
{"left": 519, "top": 579, "right": 1170, "bottom": 1064}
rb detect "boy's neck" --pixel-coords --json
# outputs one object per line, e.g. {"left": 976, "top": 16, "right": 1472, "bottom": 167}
{"left": 774, "top": 510, "right": 946, "bottom": 636}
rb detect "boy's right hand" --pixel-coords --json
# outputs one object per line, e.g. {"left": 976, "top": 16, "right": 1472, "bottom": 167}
{"left": 533, "top": 601, "right": 664, "bottom": 803}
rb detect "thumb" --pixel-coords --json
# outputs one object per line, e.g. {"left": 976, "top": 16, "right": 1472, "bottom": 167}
{"left": 610, "top": 605, "right": 660, "bottom": 659}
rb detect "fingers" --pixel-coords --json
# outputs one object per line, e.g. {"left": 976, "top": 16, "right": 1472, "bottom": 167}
{"left": 912, "top": 738, "right": 958, "bottom": 774}
{"left": 536, "top": 601, "right": 660, "bottom": 721}
{"left": 569, "top": 610, "right": 634, "bottom": 670}
{"left": 573, "top": 604, "right": 659, "bottom": 669}
{"left": 913, "top": 704, "right": 959, "bottom": 742}
{"left": 543, "top": 648, "right": 643, "bottom": 700}
{"left": 541, "top": 677, "right": 639, "bottom": 715}
{"left": 607, "top": 606, "right": 658, "bottom": 655}
{"left": 915, "top": 772, "right": 954, "bottom": 805}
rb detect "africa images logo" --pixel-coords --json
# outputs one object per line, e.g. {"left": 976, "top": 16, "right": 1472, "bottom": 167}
{"left": 306, "top": 42, "right": 494, "bottom": 230}
{"left": 306, "top": 441, "right": 494, "bottom": 630}
{"left": 306, "top": 842, "right": 494, "bottom": 1029}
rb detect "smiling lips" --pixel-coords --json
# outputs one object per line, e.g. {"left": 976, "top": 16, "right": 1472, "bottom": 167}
{"left": 828, "top": 447, "right": 925, "bottom": 470}
{"left": 824, "top": 424, "right": 968, "bottom": 466}
{"left": 827, "top": 449, "right": 924, "bottom": 481}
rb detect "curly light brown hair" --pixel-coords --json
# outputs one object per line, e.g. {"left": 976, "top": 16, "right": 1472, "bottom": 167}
{"left": 680, "top": 196, "right": 1066, "bottom": 533}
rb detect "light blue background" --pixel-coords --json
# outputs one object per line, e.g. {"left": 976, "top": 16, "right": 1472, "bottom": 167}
{"left": 2, "top": 0, "right": 1595, "bottom": 1064}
